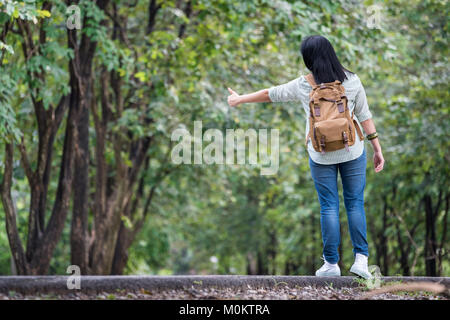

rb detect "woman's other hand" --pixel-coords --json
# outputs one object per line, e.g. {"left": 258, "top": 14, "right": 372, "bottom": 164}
{"left": 373, "top": 151, "right": 385, "bottom": 173}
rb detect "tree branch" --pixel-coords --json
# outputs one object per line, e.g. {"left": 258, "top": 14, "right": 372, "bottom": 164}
{"left": 178, "top": 0, "right": 192, "bottom": 38}
{"left": 147, "top": 0, "right": 162, "bottom": 35}
{"left": 17, "top": 138, "right": 35, "bottom": 185}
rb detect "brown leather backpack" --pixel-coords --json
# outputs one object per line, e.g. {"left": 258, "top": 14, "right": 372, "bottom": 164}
{"left": 305, "top": 74, "right": 364, "bottom": 154}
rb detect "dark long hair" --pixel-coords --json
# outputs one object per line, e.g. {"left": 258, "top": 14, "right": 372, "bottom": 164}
{"left": 300, "top": 35, "right": 352, "bottom": 84}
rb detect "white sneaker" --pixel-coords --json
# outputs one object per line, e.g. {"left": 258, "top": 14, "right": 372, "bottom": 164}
{"left": 350, "top": 253, "right": 372, "bottom": 279}
{"left": 315, "top": 258, "right": 341, "bottom": 277}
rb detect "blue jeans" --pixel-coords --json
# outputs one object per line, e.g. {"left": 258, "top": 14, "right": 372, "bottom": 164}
{"left": 309, "top": 149, "right": 369, "bottom": 264}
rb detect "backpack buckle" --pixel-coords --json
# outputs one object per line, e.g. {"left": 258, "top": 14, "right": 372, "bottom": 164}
{"left": 336, "top": 100, "right": 344, "bottom": 113}
{"left": 320, "top": 136, "right": 326, "bottom": 154}
{"left": 342, "top": 132, "right": 350, "bottom": 151}
{"left": 314, "top": 105, "right": 321, "bottom": 117}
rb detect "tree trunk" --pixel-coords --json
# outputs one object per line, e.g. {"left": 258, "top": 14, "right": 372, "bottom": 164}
{"left": 310, "top": 212, "right": 316, "bottom": 274}
{"left": 1, "top": 4, "right": 73, "bottom": 275}
{"left": 438, "top": 193, "right": 448, "bottom": 276}
{"left": 424, "top": 194, "right": 438, "bottom": 276}
{"left": 68, "top": 0, "right": 111, "bottom": 274}
{"left": 338, "top": 223, "right": 344, "bottom": 271}
{"left": 1, "top": 143, "right": 30, "bottom": 275}
{"left": 246, "top": 252, "right": 258, "bottom": 275}
{"left": 395, "top": 223, "right": 410, "bottom": 275}
{"left": 381, "top": 198, "right": 389, "bottom": 275}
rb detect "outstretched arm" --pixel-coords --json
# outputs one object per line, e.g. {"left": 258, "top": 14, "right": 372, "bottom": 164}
{"left": 228, "top": 77, "right": 304, "bottom": 107}
{"left": 227, "top": 88, "right": 271, "bottom": 107}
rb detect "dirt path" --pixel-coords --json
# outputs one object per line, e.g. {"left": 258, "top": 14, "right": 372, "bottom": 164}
{"left": 0, "top": 276, "right": 448, "bottom": 300}
{"left": 0, "top": 284, "right": 446, "bottom": 300}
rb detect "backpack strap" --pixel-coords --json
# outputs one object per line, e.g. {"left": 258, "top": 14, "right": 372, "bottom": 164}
{"left": 305, "top": 74, "right": 316, "bottom": 87}
{"left": 352, "top": 111, "right": 365, "bottom": 141}
{"left": 306, "top": 74, "right": 345, "bottom": 89}
{"left": 354, "top": 119, "right": 364, "bottom": 141}
{"left": 305, "top": 74, "right": 315, "bottom": 146}
{"left": 305, "top": 74, "right": 318, "bottom": 146}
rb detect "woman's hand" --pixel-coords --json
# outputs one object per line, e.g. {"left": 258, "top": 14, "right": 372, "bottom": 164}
{"left": 360, "top": 119, "right": 385, "bottom": 173}
{"left": 227, "top": 87, "right": 271, "bottom": 106}
{"left": 227, "top": 88, "right": 240, "bottom": 107}
{"left": 373, "top": 151, "right": 385, "bottom": 173}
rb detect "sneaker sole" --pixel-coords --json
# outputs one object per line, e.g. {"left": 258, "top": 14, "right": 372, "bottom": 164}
{"left": 350, "top": 266, "right": 372, "bottom": 279}
{"left": 315, "top": 272, "right": 341, "bottom": 277}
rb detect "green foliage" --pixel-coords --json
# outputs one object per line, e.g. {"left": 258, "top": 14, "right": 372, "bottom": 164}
{"left": 0, "top": 0, "right": 448, "bottom": 276}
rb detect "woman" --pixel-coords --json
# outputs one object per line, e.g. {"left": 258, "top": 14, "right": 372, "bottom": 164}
{"left": 227, "top": 35, "right": 384, "bottom": 279}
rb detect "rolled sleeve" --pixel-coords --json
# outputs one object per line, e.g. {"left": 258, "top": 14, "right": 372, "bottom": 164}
{"left": 268, "top": 78, "right": 303, "bottom": 103}
{"left": 353, "top": 79, "right": 372, "bottom": 122}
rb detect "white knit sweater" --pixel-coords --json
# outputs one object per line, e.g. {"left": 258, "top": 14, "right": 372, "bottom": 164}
{"left": 268, "top": 72, "right": 372, "bottom": 165}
